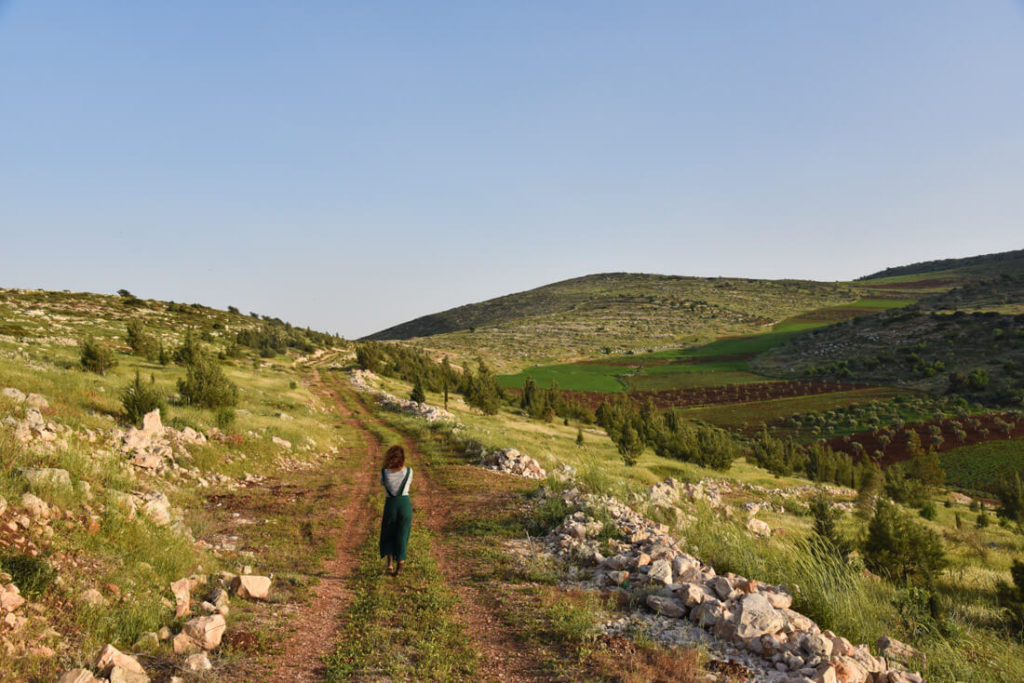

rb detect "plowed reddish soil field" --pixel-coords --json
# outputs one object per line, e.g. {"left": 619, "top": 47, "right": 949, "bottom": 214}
{"left": 511, "top": 380, "right": 874, "bottom": 410}
{"left": 824, "top": 412, "right": 1024, "bottom": 467}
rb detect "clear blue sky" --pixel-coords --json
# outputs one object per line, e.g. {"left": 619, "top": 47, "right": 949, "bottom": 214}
{"left": 2, "top": 2, "right": 1022, "bottom": 337}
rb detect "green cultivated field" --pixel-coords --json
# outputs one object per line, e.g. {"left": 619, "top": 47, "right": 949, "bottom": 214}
{"left": 499, "top": 329, "right": 803, "bottom": 392}
{"left": 497, "top": 363, "right": 626, "bottom": 393}
{"left": 941, "top": 440, "right": 1024, "bottom": 495}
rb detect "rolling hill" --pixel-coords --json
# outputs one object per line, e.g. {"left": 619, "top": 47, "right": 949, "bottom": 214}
{"left": 364, "top": 273, "right": 862, "bottom": 370}
{"left": 857, "top": 247, "right": 1024, "bottom": 281}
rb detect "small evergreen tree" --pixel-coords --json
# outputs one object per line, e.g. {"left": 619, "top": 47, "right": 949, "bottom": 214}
{"left": 997, "top": 559, "right": 1024, "bottom": 637}
{"left": 810, "top": 493, "right": 852, "bottom": 560}
{"left": 178, "top": 358, "right": 239, "bottom": 409}
{"left": 863, "top": 499, "right": 948, "bottom": 584}
{"left": 173, "top": 330, "right": 203, "bottom": 366}
{"left": 998, "top": 473, "right": 1024, "bottom": 527}
{"left": 617, "top": 425, "right": 644, "bottom": 466}
{"left": 410, "top": 379, "right": 426, "bottom": 404}
{"left": 157, "top": 340, "right": 171, "bottom": 365}
{"left": 125, "top": 319, "right": 157, "bottom": 358}
{"left": 576, "top": 427, "right": 584, "bottom": 448}
{"left": 80, "top": 337, "right": 116, "bottom": 375}
{"left": 121, "top": 371, "right": 165, "bottom": 427}
{"left": 907, "top": 448, "right": 945, "bottom": 489}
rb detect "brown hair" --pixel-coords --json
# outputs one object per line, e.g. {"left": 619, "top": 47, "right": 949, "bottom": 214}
{"left": 383, "top": 444, "right": 406, "bottom": 470}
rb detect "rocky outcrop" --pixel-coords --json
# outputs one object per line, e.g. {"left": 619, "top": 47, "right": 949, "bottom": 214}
{"left": 231, "top": 574, "right": 272, "bottom": 600}
{"left": 349, "top": 370, "right": 456, "bottom": 423}
{"left": 479, "top": 448, "right": 546, "bottom": 479}
{"left": 526, "top": 481, "right": 921, "bottom": 682}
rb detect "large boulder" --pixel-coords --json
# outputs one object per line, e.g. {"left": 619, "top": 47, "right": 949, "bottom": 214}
{"left": 182, "top": 614, "right": 226, "bottom": 651}
{"left": 231, "top": 574, "right": 272, "bottom": 600}
{"left": 94, "top": 644, "right": 146, "bottom": 676}
{"left": 646, "top": 558, "right": 673, "bottom": 586}
{"left": 20, "top": 492, "right": 50, "bottom": 520}
{"left": 733, "top": 593, "right": 785, "bottom": 640}
{"left": 19, "top": 467, "right": 71, "bottom": 489}
{"left": 746, "top": 517, "right": 772, "bottom": 538}
{"left": 57, "top": 670, "right": 102, "bottom": 683}
{"left": 877, "top": 636, "right": 926, "bottom": 667}
{"left": 646, "top": 594, "right": 686, "bottom": 618}
{"left": 141, "top": 409, "right": 163, "bottom": 436}
{"left": 170, "top": 578, "right": 193, "bottom": 617}
{"left": 1, "top": 387, "right": 26, "bottom": 402}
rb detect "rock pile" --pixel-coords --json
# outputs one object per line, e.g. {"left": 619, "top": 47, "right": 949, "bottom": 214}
{"left": 532, "top": 483, "right": 922, "bottom": 682}
{"left": 376, "top": 392, "right": 455, "bottom": 423}
{"left": 348, "top": 370, "right": 455, "bottom": 423}
{"left": 480, "top": 448, "right": 547, "bottom": 479}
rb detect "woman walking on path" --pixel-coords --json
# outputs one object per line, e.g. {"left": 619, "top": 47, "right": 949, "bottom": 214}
{"left": 379, "top": 444, "right": 413, "bottom": 575}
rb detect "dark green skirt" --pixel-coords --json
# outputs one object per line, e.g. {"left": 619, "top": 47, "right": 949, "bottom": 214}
{"left": 379, "top": 495, "right": 413, "bottom": 561}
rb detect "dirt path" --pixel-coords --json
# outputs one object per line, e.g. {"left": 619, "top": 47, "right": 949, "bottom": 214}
{"left": 344, "top": 390, "right": 550, "bottom": 682}
{"left": 254, "top": 371, "right": 380, "bottom": 683}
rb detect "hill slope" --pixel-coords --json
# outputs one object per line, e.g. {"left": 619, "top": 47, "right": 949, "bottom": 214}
{"left": 858, "top": 247, "right": 1024, "bottom": 281}
{"left": 365, "top": 273, "right": 860, "bottom": 370}
{"left": 755, "top": 307, "right": 1024, "bottom": 405}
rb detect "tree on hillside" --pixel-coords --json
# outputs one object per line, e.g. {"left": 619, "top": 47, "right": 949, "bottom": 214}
{"left": 441, "top": 357, "right": 452, "bottom": 409}
{"left": 173, "top": 330, "right": 203, "bottom": 366}
{"left": 80, "top": 337, "right": 116, "bottom": 375}
{"left": 178, "top": 358, "right": 238, "bottom": 409}
{"left": 998, "top": 473, "right": 1024, "bottom": 527}
{"left": 907, "top": 448, "right": 945, "bottom": 490}
{"left": 576, "top": 427, "right": 584, "bottom": 448}
{"left": 125, "top": 319, "right": 157, "bottom": 359}
{"left": 121, "top": 370, "right": 165, "bottom": 427}
{"left": 617, "top": 425, "right": 644, "bottom": 466}
{"left": 998, "top": 559, "right": 1024, "bottom": 637}
{"left": 410, "top": 379, "right": 426, "bottom": 404}
{"left": 863, "top": 499, "right": 948, "bottom": 584}
{"left": 810, "top": 493, "right": 852, "bottom": 560}
{"left": 463, "top": 361, "right": 501, "bottom": 415}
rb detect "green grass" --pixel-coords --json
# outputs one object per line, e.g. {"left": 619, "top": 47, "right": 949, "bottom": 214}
{"left": 324, "top": 514, "right": 476, "bottom": 681}
{"left": 498, "top": 329, "right": 804, "bottom": 393}
{"left": 940, "top": 440, "right": 1024, "bottom": 495}
{"left": 499, "top": 363, "right": 626, "bottom": 392}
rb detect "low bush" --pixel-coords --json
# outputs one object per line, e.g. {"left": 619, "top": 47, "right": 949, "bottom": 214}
{"left": 178, "top": 358, "right": 238, "bottom": 409}
{"left": 80, "top": 337, "right": 116, "bottom": 375}
{"left": 0, "top": 553, "right": 56, "bottom": 598}
{"left": 121, "top": 371, "right": 166, "bottom": 427}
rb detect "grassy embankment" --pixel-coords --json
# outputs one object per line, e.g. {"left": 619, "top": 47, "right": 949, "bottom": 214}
{"left": 0, "top": 289, "right": 351, "bottom": 680}
{"left": 369, "top": 369, "right": 1024, "bottom": 682}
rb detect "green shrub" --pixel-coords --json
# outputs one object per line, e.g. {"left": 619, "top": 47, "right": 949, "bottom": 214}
{"left": 863, "top": 499, "right": 948, "bottom": 584}
{"left": 178, "top": 358, "right": 238, "bottom": 409}
{"left": 215, "top": 407, "right": 236, "bottom": 430}
{"left": 410, "top": 380, "right": 426, "bottom": 404}
{"left": 998, "top": 559, "right": 1024, "bottom": 638}
{"left": 919, "top": 501, "right": 938, "bottom": 521}
{"left": 121, "top": 371, "right": 166, "bottom": 427}
{"left": 0, "top": 553, "right": 56, "bottom": 598}
{"left": 527, "top": 495, "right": 571, "bottom": 536}
{"left": 80, "top": 337, "right": 117, "bottom": 375}
{"left": 125, "top": 319, "right": 156, "bottom": 358}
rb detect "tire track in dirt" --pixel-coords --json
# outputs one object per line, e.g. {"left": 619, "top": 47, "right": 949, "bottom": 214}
{"left": 239, "top": 370, "right": 380, "bottom": 683}
{"left": 343, "top": 388, "right": 550, "bottom": 682}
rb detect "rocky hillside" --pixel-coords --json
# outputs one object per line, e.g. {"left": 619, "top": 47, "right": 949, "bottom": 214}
{"left": 365, "top": 273, "right": 860, "bottom": 370}
{"left": 0, "top": 288, "right": 349, "bottom": 681}
{"left": 857, "top": 247, "right": 1024, "bottom": 282}
{"left": 755, "top": 307, "right": 1024, "bottom": 405}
